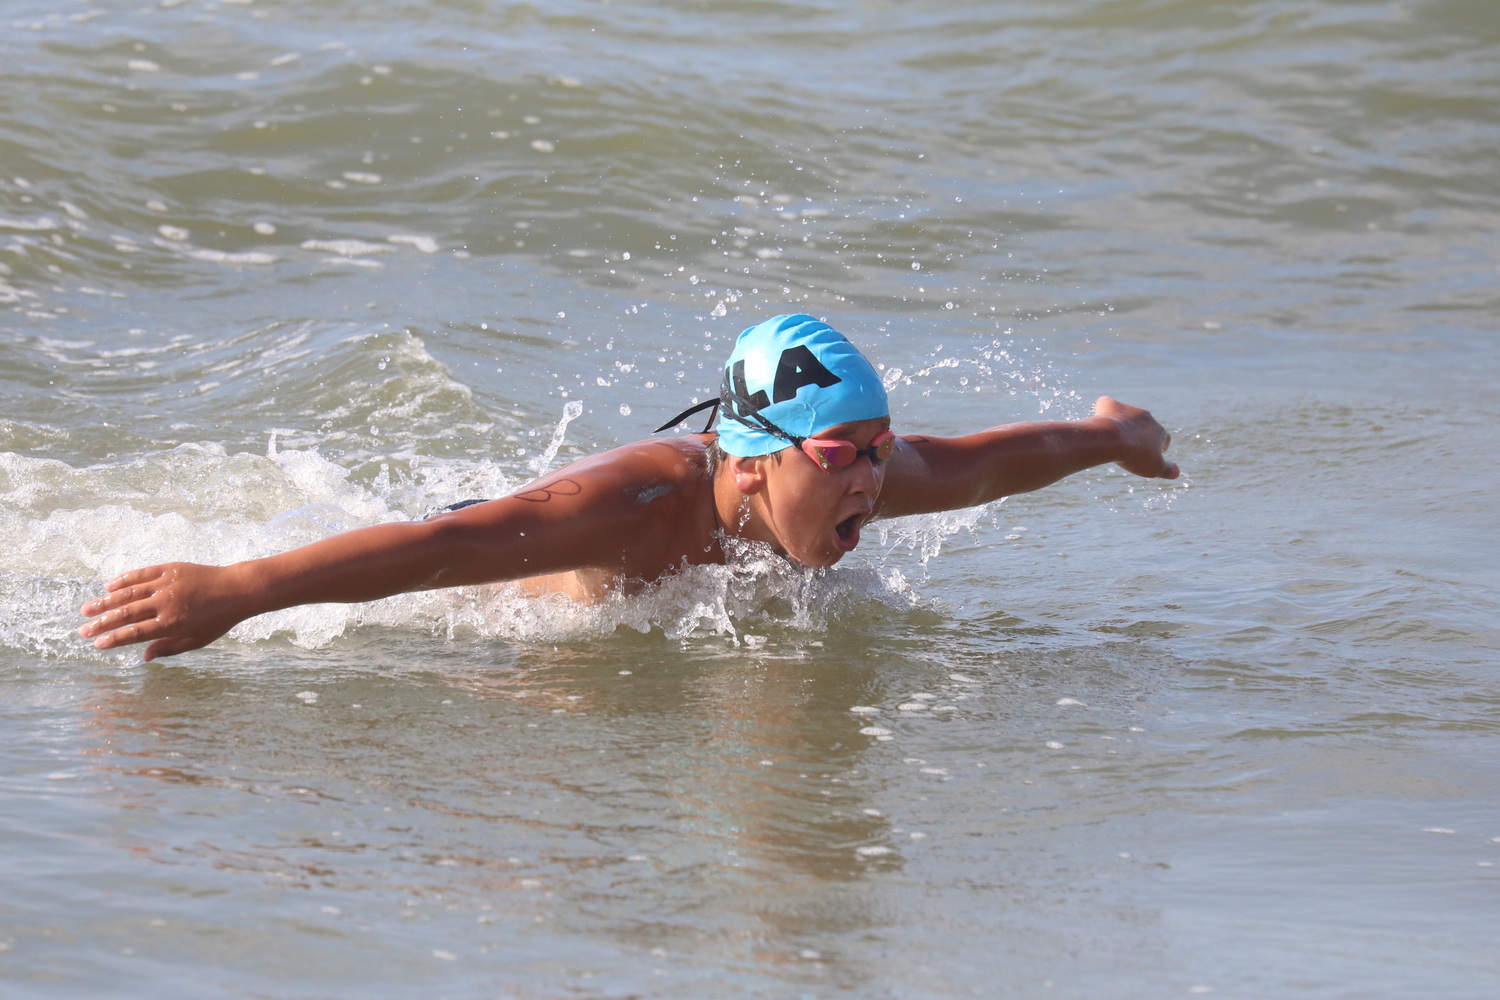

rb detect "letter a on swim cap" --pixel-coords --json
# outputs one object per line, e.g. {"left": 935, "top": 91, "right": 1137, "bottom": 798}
{"left": 718, "top": 314, "right": 888, "bottom": 457}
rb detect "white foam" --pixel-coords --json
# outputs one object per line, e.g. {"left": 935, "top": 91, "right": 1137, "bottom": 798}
{"left": 872, "top": 503, "right": 993, "bottom": 566}
{"left": 388, "top": 234, "right": 438, "bottom": 254}
{"left": 528, "top": 400, "right": 584, "bottom": 475}
{"left": 0, "top": 216, "right": 57, "bottom": 231}
{"left": 178, "top": 245, "right": 278, "bottom": 265}
{"left": 4, "top": 438, "right": 927, "bottom": 658}
{"left": 300, "top": 239, "right": 392, "bottom": 257}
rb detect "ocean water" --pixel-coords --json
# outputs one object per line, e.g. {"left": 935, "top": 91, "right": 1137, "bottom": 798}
{"left": 3, "top": 0, "right": 1499, "bottom": 997}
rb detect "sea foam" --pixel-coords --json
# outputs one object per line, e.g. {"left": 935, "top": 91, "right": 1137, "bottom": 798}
{"left": 3, "top": 438, "right": 949, "bottom": 659}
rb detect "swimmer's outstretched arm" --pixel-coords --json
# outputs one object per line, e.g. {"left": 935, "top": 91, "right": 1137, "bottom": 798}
{"left": 877, "top": 396, "right": 1179, "bottom": 518}
{"left": 78, "top": 444, "right": 684, "bottom": 660}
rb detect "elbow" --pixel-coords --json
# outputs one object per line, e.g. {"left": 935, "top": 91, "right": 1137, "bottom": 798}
{"left": 405, "top": 516, "right": 473, "bottom": 590}
{"left": 417, "top": 508, "right": 536, "bottom": 589}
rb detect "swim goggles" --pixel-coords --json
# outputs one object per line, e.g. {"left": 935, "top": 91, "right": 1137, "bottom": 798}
{"left": 799, "top": 429, "right": 896, "bottom": 470}
{"left": 657, "top": 392, "right": 896, "bottom": 471}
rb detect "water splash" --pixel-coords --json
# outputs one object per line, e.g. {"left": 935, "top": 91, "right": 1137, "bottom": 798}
{"left": 529, "top": 399, "right": 584, "bottom": 476}
{"left": 1, "top": 435, "right": 948, "bottom": 660}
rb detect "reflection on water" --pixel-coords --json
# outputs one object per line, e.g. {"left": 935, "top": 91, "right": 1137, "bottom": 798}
{"left": 69, "top": 641, "right": 915, "bottom": 986}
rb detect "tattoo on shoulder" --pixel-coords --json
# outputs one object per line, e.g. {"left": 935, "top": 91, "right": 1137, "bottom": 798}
{"left": 627, "top": 480, "right": 674, "bottom": 505}
{"left": 514, "top": 478, "right": 583, "bottom": 503}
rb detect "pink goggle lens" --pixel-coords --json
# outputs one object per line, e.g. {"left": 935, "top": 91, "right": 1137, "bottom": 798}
{"left": 801, "top": 430, "right": 896, "bottom": 470}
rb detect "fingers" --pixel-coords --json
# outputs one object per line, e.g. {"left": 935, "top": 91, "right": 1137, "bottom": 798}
{"left": 78, "top": 562, "right": 212, "bottom": 660}
{"left": 85, "top": 604, "right": 197, "bottom": 659}
{"left": 81, "top": 566, "right": 168, "bottom": 617}
{"left": 106, "top": 565, "right": 168, "bottom": 593}
{"left": 91, "top": 618, "right": 199, "bottom": 658}
{"left": 86, "top": 611, "right": 164, "bottom": 649}
{"left": 79, "top": 581, "right": 169, "bottom": 648}
{"left": 1094, "top": 396, "right": 1180, "bottom": 479}
{"left": 1155, "top": 431, "right": 1178, "bottom": 478}
{"left": 81, "top": 583, "right": 152, "bottom": 619}
{"left": 143, "top": 635, "right": 209, "bottom": 662}
{"left": 80, "top": 585, "right": 159, "bottom": 631}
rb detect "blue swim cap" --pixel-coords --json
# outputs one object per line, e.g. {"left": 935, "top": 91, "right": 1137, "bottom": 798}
{"left": 716, "top": 314, "right": 888, "bottom": 457}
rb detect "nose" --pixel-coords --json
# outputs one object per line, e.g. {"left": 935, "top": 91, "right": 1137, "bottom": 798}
{"left": 845, "top": 453, "right": 882, "bottom": 496}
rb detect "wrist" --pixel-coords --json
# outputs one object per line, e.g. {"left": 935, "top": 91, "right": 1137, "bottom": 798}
{"left": 1077, "top": 415, "right": 1130, "bottom": 462}
{"left": 229, "top": 557, "right": 285, "bottom": 617}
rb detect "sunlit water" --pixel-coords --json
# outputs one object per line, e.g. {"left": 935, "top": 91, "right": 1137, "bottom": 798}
{"left": 3, "top": 1, "right": 1499, "bottom": 997}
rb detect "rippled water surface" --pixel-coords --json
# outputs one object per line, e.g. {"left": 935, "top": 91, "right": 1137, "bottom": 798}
{"left": 4, "top": 1, "right": 1499, "bottom": 997}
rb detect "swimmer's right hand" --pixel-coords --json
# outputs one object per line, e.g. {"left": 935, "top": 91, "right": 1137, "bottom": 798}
{"left": 79, "top": 562, "right": 256, "bottom": 661}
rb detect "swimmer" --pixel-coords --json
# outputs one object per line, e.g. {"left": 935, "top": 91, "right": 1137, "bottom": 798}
{"left": 79, "top": 314, "right": 1179, "bottom": 660}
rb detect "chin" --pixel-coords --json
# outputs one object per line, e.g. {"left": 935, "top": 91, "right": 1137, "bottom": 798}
{"left": 791, "top": 548, "right": 844, "bottom": 569}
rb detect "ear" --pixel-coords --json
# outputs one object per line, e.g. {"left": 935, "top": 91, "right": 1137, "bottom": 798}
{"left": 726, "top": 453, "right": 769, "bottom": 495}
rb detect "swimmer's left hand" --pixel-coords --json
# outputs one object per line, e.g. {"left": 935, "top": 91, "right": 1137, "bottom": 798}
{"left": 1093, "top": 396, "right": 1180, "bottom": 480}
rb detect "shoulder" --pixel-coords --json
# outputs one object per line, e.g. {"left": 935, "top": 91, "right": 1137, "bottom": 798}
{"left": 555, "top": 433, "right": 712, "bottom": 488}
{"left": 872, "top": 433, "right": 943, "bottom": 519}
{"left": 518, "top": 433, "right": 714, "bottom": 518}
{"left": 538, "top": 433, "right": 719, "bottom": 578}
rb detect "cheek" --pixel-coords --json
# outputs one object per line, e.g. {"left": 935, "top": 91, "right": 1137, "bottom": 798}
{"left": 763, "top": 470, "right": 838, "bottom": 550}
{"left": 793, "top": 473, "right": 843, "bottom": 515}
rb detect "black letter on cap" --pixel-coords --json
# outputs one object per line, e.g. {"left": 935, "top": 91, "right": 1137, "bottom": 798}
{"left": 772, "top": 345, "right": 839, "bottom": 403}
{"left": 728, "top": 359, "right": 771, "bottom": 412}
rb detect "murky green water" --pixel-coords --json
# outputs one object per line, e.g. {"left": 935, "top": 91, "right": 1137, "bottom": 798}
{"left": 4, "top": 1, "right": 1499, "bottom": 997}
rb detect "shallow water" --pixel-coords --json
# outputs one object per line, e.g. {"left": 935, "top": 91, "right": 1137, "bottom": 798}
{"left": 4, "top": 0, "right": 1500, "bottom": 997}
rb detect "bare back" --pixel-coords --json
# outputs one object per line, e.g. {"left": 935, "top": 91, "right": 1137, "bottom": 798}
{"left": 456, "top": 434, "right": 726, "bottom": 600}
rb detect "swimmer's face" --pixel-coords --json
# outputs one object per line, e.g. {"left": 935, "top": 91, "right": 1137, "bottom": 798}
{"left": 746, "top": 416, "right": 891, "bottom": 568}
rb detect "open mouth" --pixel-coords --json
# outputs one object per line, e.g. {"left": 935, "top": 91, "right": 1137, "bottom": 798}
{"left": 834, "top": 513, "right": 863, "bottom": 551}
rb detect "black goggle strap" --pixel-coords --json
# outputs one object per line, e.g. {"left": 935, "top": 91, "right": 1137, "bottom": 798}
{"left": 655, "top": 386, "right": 806, "bottom": 447}
{"left": 717, "top": 387, "right": 805, "bottom": 447}
{"left": 653, "top": 398, "right": 720, "bottom": 435}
